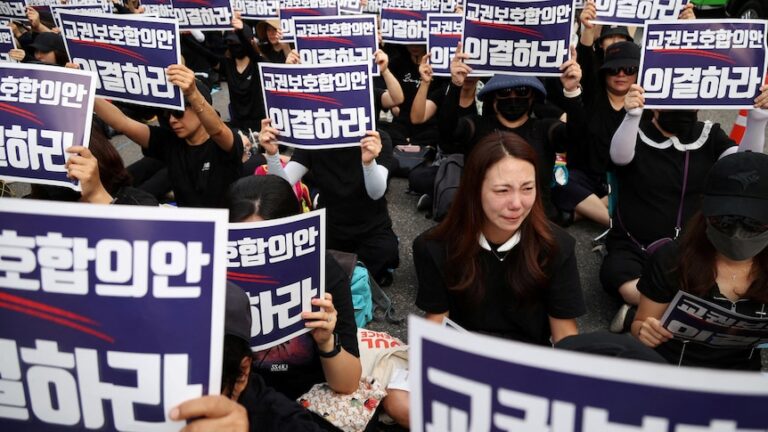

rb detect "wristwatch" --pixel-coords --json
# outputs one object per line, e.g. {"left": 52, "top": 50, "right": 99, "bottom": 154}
{"left": 318, "top": 332, "right": 341, "bottom": 358}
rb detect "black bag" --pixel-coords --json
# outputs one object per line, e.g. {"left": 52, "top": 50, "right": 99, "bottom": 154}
{"left": 432, "top": 154, "right": 464, "bottom": 221}
{"left": 392, "top": 145, "right": 435, "bottom": 178}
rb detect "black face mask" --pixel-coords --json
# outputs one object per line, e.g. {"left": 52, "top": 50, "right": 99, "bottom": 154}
{"left": 496, "top": 98, "right": 531, "bottom": 122}
{"left": 706, "top": 221, "right": 768, "bottom": 261}
{"left": 656, "top": 110, "right": 697, "bottom": 137}
{"left": 229, "top": 45, "right": 247, "bottom": 59}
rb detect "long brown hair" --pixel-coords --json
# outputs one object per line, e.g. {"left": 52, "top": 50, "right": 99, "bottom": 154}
{"left": 677, "top": 212, "right": 768, "bottom": 304}
{"left": 429, "top": 131, "right": 556, "bottom": 306}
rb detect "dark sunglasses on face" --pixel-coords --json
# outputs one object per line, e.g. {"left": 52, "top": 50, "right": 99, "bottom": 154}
{"left": 605, "top": 66, "right": 638, "bottom": 76}
{"left": 708, "top": 215, "right": 768, "bottom": 236}
{"left": 162, "top": 107, "right": 187, "bottom": 120}
{"left": 495, "top": 86, "right": 532, "bottom": 99}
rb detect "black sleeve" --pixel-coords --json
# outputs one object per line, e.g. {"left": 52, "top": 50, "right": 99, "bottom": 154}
{"left": 376, "top": 127, "right": 395, "bottom": 172}
{"left": 545, "top": 226, "right": 586, "bottom": 319}
{"left": 710, "top": 123, "right": 736, "bottom": 159}
{"left": 219, "top": 126, "right": 245, "bottom": 161}
{"left": 413, "top": 233, "right": 450, "bottom": 314}
{"left": 548, "top": 92, "right": 586, "bottom": 154}
{"left": 437, "top": 83, "right": 472, "bottom": 153}
{"left": 236, "top": 26, "right": 261, "bottom": 63}
{"left": 243, "top": 373, "right": 322, "bottom": 432}
{"left": 291, "top": 149, "right": 311, "bottom": 170}
{"left": 143, "top": 126, "right": 177, "bottom": 162}
{"left": 576, "top": 42, "right": 599, "bottom": 108}
{"left": 637, "top": 242, "right": 680, "bottom": 304}
{"left": 325, "top": 253, "right": 359, "bottom": 357}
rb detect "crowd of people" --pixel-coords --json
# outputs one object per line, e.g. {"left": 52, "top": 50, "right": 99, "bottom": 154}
{"left": 5, "top": 0, "right": 768, "bottom": 430}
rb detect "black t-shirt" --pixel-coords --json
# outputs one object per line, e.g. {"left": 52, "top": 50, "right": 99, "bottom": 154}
{"left": 239, "top": 372, "right": 322, "bottom": 432}
{"left": 144, "top": 126, "right": 243, "bottom": 207}
{"left": 638, "top": 242, "right": 764, "bottom": 370}
{"left": 414, "top": 224, "right": 586, "bottom": 346}
{"left": 615, "top": 121, "right": 734, "bottom": 245}
{"left": 221, "top": 57, "right": 265, "bottom": 131}
{"left": 291, "top": 143, "right": 394, "bottom": 239}
{"left": 252, "top": 252, "right": 359, "bottom": 400}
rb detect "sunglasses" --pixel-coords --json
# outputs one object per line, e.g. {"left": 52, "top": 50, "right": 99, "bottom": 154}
{"left": 162, "top": 107, "right": 188, "bottom": 120}
{"left": 708, "top": 215, "right": 768, "bottom": 236}
{"left": 495, "top": 86, "right": 532, "bottom": 99}
{"left": 605, "top": 66, "right": 638, "bottom": 76}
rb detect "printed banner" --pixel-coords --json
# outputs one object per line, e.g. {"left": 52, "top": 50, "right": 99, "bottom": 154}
{"left": 409, "top": 316, "right": 768, "bottom": 432}
{"left": 278, "top": 0, "right": 339, "bottom": 44}
{"left": 591, "top": 0, "right": 689, "bottom": 26}
{"left": 227, "top": 211, "right": 326, "bottom": 352}
{"left": 141, "top": 0, "right": 175, "bottom": 19}
{"left": 259, "top": 62, "right": 375, "bottom": 149}
{"left": 0, "top": 26, "right": 15, "bottom": 62}
{"left": 339, "top": 0, "right": 362, "bottom": 14}
{"left": 428, "top": 13, "right": 462, "bottom": 77}
{"left": 574, "top": 0, "right": 584, "bottom": 8}
{"left": 233, "top": 0, "right": 278, "bottom": 20}
{"left": 173, "top": 0, "right": 233, "bottom": 31}
{"left": 0, "top": 63, "right": 96, "bottom": 190}
{"left": 380, "top": 0, "right": 455, "bottom": 45}
{"left": 640, "top": 19, "right": 768, "bottom": 109}
{"left": 363, "top": 0, "right": 381, "bottom": 13}
{"left": 0, "top": 199, "right": 229, "bottom": 431}
{"left": 50, "top": 4, "right": 106, "bottom": 28}
{"left": 0, "top": 0, "right": 26, "bottom": 20}
{"left": 60, "top": 12, "right": 184, "bottom": 110}
{"left": 660, "top": 291, "right": 768, "bottom": 349}
{"left": 294, "top": 14, "right": 379, "bottom": 75}
{"left": 462, "top": 0, "right": 574, "bottom": 76}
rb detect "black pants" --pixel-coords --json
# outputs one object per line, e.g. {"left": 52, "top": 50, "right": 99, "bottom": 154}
{"left": 327, "top": 224, "right": 399, "bottom": 281}
{"left": 127, "top": 157, "right": 171, "bottom": 200}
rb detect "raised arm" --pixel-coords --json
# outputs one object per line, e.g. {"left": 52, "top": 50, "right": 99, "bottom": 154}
{"left": 410, "top": 54, "right": 437, "bottom": 124}
{"left": 361, "top": 130, "right": 388, "bottom": 200}
{"left": 376, "top": 49, "right": 404, "bottom": 108}
{"left": 737, "top": 85, "right": 768, "bottom": 154}
{"left": 167, "top": 64, "right": 236, "bottom": 152}
{"left": 610, "top": 84, "right": 644, "bottom": 165}
{"left": 259, "top": 118, "right": 309, "bottom": 185}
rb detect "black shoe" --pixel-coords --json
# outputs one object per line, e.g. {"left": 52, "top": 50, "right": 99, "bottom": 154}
{"left": 555, "top": 209, "right": 574, "bottom": 227}
{"left": 376, "top": 270, "right": 394, "bottom": 288}
{"left": 609, "top": 304, "right": 637, "bottom": 333}
{"left": 416, "top": 194, "right": 432, "bottom": 212}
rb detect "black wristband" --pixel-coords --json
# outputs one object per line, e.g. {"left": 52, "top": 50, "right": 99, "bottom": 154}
{"left": 318, "top": 332, "right": 341, "bottom": 358}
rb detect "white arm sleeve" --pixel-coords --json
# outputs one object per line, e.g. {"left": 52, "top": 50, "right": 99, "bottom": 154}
{"left": 362, "top": 160, "right": 388, "bottom": 200}
{"left": 191, "top": 30, "right": 205, "bottom": 43}
{"left": 610, "top": 108, "right": 643, "bottom": 166}
{"left": 265, "top": 152, "right": 308, "bottom": 185}
{"left": 737, "top": 109, "right": 768, "bottom": 154}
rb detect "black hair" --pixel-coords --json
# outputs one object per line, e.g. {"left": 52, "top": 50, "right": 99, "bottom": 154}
{"left": 225, "top": 175, "right": 301, "bottom": 222}
{"left": 221, "top": 334, "right": 252, "bottom": 398}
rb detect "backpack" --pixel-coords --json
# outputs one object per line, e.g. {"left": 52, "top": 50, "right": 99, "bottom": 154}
{"left": 350, "top": 263, "right": 374, "bottom": 328}
{"left": 432, "top": 154, "right": 465, "bottom": 222}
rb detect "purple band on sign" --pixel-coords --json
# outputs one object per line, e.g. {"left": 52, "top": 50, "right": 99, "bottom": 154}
{"left": 173, "top": 0, "right": 233, "bottom": 31}
{"left": 233, "top": 0, "right": 279, "bottom": 20}
{"left": 278, "top": 0, "right": 340, "bottom": 44}
{"left": 428, "top": 13, "right": 463, "bottom": 77}
{"left": 591, "top": 0, "right": 689, "bottom": 27}
{"left": 294, "top": 14, "right": 380, "bottom": 75}
{"left": 381, "top": 0, "right": 454, "bottom": 45}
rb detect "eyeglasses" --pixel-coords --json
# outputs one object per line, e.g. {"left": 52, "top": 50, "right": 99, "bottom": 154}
{"left": 708, "top": 215, "right": 768, "bottom": 236}
{"left": 495, "top": 86, "right": 532, "bottom": 99}
{"left": 605, "top": 66, "right": 638, "bottom": 76}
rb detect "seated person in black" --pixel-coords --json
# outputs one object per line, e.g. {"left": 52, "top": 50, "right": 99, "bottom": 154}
{"left": 226, "top": 176, "right": 362, "bottom": 404}
{"left": 93, "top": 64, "right": 243, "bottom": 208}
{"left": 633, "top": 152, "right": 768, "bottom": 371}
{"left": 173, "top": 282, "right": 322, "bottom": 431}
{"left": 441, "top": 43, "right": 585, "bottom": 220}
{"left": 259, "top": 121, "right": 399, "bottom": 286}
{"left": 223, "top": 12, "right": 266, "bottom": 134}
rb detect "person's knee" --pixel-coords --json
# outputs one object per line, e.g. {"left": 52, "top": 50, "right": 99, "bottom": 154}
{"left": 382, "top": 389, "right": 410, "bottom": 428}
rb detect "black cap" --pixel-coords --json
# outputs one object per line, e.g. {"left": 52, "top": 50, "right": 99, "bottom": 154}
{"left": 225, "top": 282, "right": 252, "bottom": 344}
{"left": 703, "top": 152, "right": 768, "bottom": 225}
{"left": 477, "top": 74, "right": 547, "bottom": 101}
{"left": 224, "top": 31, "right": 241, "bottom": 45}
{"left": 600, "top": 41, "right": 640, "bottom": 71}
{"left": 29, "top": 32, "right": 65, "bottom": 53}
{"left": 598, "top": 25, "right": 633, "bottom": 44}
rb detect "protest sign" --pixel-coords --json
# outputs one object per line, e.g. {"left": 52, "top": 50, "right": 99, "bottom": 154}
{"left": 227, "top": 210, "right": 326, "bottom": 351}
{"left": 0, "top": 26, "right": 15, "bottom": 62}
{"left": 50, "top": 4, "right": 106, "bottom": 28}
{"left": 462, "top": 0, "right": 573, "bottom": 76}
{"left": 141, "top": 0, "right": 175, "bottom": 19}
{"left": 0, "top": 62, "right": 96, "bottom": 190}
{"left": 640, "top": 19, "right": 767, "bottom": 109}
{"left": 60, "top": 11, "right": 184, "bottom": 110}
{"left": 173, "top": 0, "right": 233, "bottom": 31}
{"left": 0, "top": 0, "right": 26, "bottom": 21}
{"left": 339, "top": 0, "right": 362, "bottom": 14}
{"left": 259, "top": 62, "right": 374, "bottom": 149}
{"left": 294, "top": 14, "right": 379, "bottom": 75}
{"left": 0, "top": 199, "right": 229, "bottom": 431}
{"left": 660, "top": 291, "right": 768, "bottom": 349}
{"left": 278, "top": 0, "right": 339, "bottom": 44}
{"left": 380, "top": 0, "right": 454, "bottom": 44}
{"left": 409, "top": 316, "right": 768, "bottom": 432}
{"left": 574, "top": 0, "right": 584, "bottom": 8}
{"left": 428, "top": 13, "right": 462, "bottom": 77}
{"left": 363, "top": 0, "right": 380, "bottom": 13}
{"left": 591, "top": 0, "right": 689, "bottom": 27}
{"left": 233, "top": 0, "right": 278, "bottom": 20}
